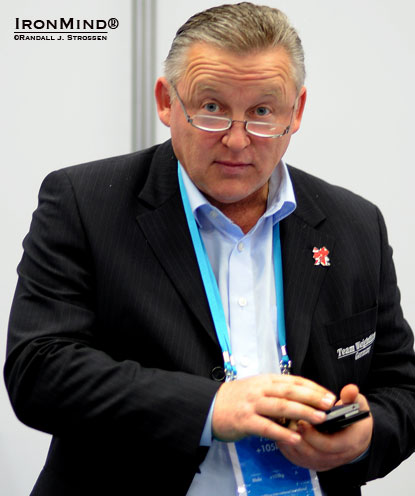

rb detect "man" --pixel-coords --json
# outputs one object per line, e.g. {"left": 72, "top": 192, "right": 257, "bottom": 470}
{"left": 4, "top": 3, "right": 415, "bottom": 495}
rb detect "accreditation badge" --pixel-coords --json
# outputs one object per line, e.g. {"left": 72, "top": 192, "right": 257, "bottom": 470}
{"left": 228, "top": 436, "right": 322, "bottom": 496}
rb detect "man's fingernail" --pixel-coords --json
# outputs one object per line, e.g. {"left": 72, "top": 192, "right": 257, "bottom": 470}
{"left": 322, "top": 394, "right": 336, "bottom": 408}
{"left": 291, "top": 432, "right": 301, "bottom": 443}
{"left": 314, "top": 411, "right": 326, "bottom": 421}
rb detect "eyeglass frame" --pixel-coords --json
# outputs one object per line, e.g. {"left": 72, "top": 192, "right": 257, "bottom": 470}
{"left": 170, "top": 84, "right": 296, "bottom": 139}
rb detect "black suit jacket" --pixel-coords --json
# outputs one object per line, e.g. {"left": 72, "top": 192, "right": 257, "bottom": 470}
{"left": 5, "top": 140, "right": 415, "bottom": 495}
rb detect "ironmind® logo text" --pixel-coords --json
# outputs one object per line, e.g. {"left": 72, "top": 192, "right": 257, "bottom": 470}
{"left": 14, "top": 17, "right": 119, "bottom": 41}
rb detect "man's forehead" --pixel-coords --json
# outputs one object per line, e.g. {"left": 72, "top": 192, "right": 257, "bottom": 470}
{"left": 184, "top": 43, "right": 292, "bottom": 75}
{"left": 193, "top": 82, "right": 285, "bottom": 99}
{"left": 179, "top": 43, "right": 295, "bottom": 96}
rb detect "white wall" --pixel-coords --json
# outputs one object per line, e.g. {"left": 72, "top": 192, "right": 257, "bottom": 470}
{"left": 155, "top": 1, "right": 415, "bottom": 495}
{"left": 1, "top": 0, "right": 414, "bottom": 494}
{"left": 0, "top": 1, "right": 133, "bottom": 494}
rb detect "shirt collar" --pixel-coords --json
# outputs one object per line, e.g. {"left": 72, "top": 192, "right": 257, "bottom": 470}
{"left": 178, "top": 160, "right": 296, "bottom": 229}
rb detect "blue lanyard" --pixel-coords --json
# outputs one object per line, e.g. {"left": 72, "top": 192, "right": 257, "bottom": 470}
{"left": 272, "top": 220, "right": 292, "bottom": 375}
{"left": 178, "top": 165, "right": 291, "bottom": 380}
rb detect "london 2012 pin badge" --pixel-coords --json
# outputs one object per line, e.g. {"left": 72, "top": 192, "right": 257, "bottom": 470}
{"left": 313, "top": 246, "right": 330, "bottom": 266}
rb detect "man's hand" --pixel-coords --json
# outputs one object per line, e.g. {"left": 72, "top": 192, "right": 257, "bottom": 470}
{"left": 278, "top": 384, "right": 373, "bottom": 471}
{"left": 212, "top": 374, "right": 336, "bottom": 445}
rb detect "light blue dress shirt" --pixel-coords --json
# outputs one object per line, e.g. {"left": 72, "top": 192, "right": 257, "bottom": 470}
{"left": 181, "top": 161, "right": 297, "bottom": 495}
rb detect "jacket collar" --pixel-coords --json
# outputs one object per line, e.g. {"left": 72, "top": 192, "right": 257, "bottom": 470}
{"left": 137, "top": 140, "right": 178, "bottom": 207}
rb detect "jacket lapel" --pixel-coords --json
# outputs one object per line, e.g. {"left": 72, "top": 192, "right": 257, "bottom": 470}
{"left": 281, "top": 167, "right": 335, "bottom": 375}
{"left": 135, "top": 142, "right": 218, "bottom": 346}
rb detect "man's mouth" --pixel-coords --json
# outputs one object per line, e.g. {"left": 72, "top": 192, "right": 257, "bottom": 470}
{"left": 215, "top": 160, "right": 252, "bottom": 167}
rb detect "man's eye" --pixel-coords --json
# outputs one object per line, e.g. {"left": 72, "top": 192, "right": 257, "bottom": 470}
{"left": 203, "top": 103, "right": 220, "bottom": 113}
{"left": 255, "top": 107, "right": 271, "bottom": 117}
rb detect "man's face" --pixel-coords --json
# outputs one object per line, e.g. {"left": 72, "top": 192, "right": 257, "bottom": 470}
{"left": 156, "top": 43, "right": 306, "bottom": 209}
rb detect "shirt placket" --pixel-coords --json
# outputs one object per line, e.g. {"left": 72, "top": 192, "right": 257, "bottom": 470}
{"left": 228, "top": 234, "right": 259, "bottom": 378}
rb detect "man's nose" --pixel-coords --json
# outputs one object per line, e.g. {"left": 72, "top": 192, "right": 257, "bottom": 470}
{"left": 221, "top": 120, "right": 251, "bottom": 150}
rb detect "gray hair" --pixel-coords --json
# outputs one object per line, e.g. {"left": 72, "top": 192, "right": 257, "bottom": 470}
{"left": 164, "top": 2, "right": 305, "bottom": 93}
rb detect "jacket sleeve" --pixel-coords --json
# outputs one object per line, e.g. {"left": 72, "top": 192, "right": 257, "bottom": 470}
{"left": 320, "top": 206, "right": 415, "bottom": 491}
{"left": 4, "top": 169, "right": 220, "bottom": 458}
{"left": 363, "top": 207, "right": 415, "bottom": 479}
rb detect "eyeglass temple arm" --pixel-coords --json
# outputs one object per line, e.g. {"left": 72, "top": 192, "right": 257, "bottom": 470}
{"left": 170, "top": 84, "right": 193, "bottom": 122}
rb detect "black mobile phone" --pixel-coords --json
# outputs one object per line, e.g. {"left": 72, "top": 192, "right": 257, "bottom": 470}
{"left": 315, "top": 403, "right": 370, "bottom": 434}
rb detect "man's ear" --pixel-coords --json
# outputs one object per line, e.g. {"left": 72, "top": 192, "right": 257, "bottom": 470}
{"left": 290, "top": 86, "right": 307, "bottom": 135}
{"left": 155, "top": 77, "right": 172, "bottom": 127}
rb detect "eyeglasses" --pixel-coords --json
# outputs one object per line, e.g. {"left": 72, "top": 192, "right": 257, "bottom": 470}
{"left": 171, "top": 85, "right": 295, "bottom": 139}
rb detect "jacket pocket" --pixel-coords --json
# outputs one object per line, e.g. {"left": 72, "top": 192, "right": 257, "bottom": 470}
{"left": 324, "top": 305, "right": 378, "bottom": 388}
{"left": 303, "top": 305, "right": 378, "bottom": 392}
{"left": 326, "top": 305, "right": 378, "bottom": 350}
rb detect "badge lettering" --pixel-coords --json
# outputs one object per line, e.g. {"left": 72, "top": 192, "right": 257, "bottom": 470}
{"left": 336, "top": 332, "right": 376, "bottom": 360}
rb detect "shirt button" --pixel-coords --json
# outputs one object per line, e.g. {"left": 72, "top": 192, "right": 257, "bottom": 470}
{"left": 238, "top": 297, "right": 247, "bottom": 307}
{"left": 210, "top": 366, "right": 226, "bottom": 382}
{"left": 209, "top": 210, "right": 218, "bottom": 219}
{"left": 240, "top": 356, "right": 250, "bottom": 368}
{"left": 237, "top": 242, "right": 244, "bottom": 252}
